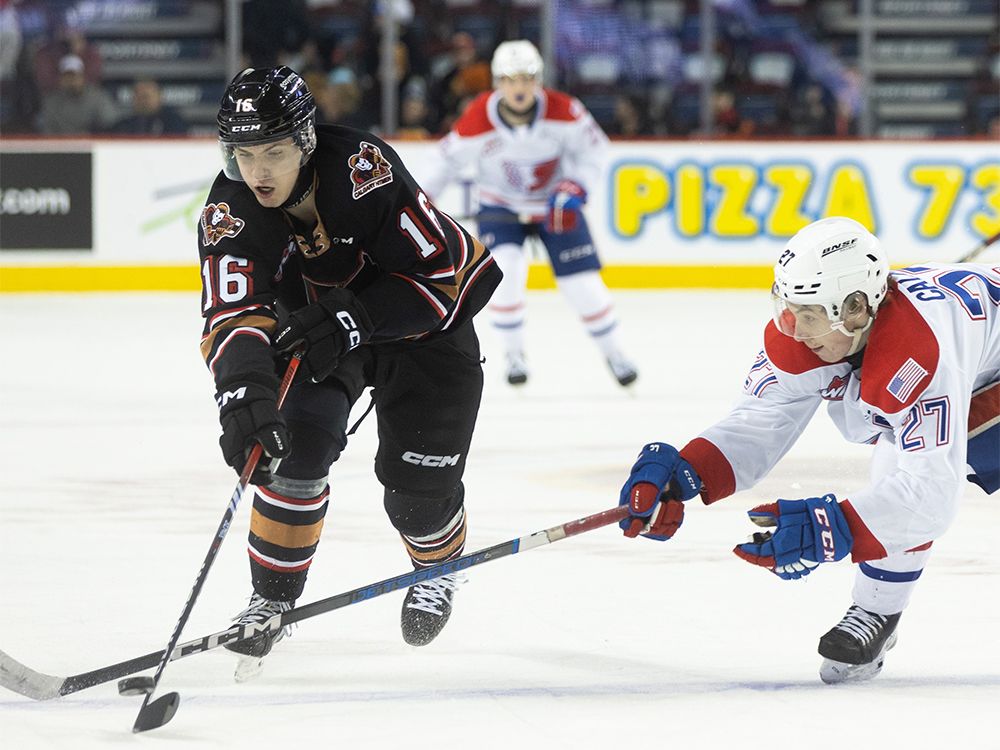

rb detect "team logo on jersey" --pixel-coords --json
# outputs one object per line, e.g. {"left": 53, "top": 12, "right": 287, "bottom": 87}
{"left": 200, "top": 202, "right": 245, "bottom": 246}
{"left": 348, "top": 142, "right": 393, "bottom": 199}
{"left": 502, "top": 158, "right": 559, "bottom": 192}
{"left": 820, "top": 374, "right": 849, "bottom": 401}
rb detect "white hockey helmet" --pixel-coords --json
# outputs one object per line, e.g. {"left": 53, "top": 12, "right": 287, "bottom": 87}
{"left": 772, "top": 216, "right": 889, "bottom": 340}
{"left": 491, "top": 40, "right": 544, "bottom": 82}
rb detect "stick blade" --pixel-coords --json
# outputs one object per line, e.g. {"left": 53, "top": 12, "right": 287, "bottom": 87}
{"left": 0, "top": 648, "right": 64, "bottom": 700}
{"left": 132, "top": 692, "right": 180, "bottom": 733}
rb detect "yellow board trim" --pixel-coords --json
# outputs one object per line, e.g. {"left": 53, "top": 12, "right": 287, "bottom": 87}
{"left": 0, "top": 265, "right": 201, "bottom": 292}
{"left": 0, "top": 264, "right": 773, "bottom": 292}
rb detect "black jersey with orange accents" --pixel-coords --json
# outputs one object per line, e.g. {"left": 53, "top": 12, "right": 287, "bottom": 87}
{"left": 198, "top": 124, "right": 501, "bottom": 393}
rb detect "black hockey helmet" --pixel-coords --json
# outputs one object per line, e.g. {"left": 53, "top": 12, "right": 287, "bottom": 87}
{"left": 217, "top": 66, "right": 317, "bottom": 181}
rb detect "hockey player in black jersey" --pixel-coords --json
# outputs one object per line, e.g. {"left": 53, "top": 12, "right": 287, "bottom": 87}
{"left": 198, "top": 66, "right": 501, "bottom": 673}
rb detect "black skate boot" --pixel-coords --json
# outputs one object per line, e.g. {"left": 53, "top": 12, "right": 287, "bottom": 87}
{"left": 506, "top": 352, "right": 528, "bottom": 385}
{"left": 818, "top": 604, "right": 900, "bottom": 684}
{"left": 400, "top": 574, "right": 463, "bottom": 646}
{"left": 607, "top": 353, "right": 638, "bottom": 387}
{"left": 225, "top": 593, "right": 295, "bottom": 681}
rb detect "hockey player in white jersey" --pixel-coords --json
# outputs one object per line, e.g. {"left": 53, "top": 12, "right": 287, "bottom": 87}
{"left": 422, "top": 40, "right": 638, "bottom": 387}
{"left": 617, "top": 216, "right": 1000, "bottom": 683}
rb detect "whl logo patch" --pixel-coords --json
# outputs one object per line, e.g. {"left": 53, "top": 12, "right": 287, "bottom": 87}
{"left": 201, "top": 202, "right": 245, "bottom": 246}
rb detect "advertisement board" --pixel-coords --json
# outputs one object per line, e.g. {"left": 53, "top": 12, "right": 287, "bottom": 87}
{"left": 0, "top": 138, "right": 997, "bottom": 291}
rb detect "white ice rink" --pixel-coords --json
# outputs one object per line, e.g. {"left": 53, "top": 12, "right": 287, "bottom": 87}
{"left": 1, "top": 289, "right": 997, "bottom": 749}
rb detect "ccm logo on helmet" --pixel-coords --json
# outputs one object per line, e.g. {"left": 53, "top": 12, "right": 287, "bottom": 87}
{"left": 232, "top": 124, "right": 262, "bottom": 132}
{"left": 402, "top": 452, "right": 461, "bottom": 467}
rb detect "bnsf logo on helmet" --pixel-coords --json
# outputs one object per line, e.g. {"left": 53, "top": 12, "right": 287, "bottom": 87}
{"left": 402, "top": 451, "right": 461, "bottom": 467}
{"left": 820, "top": 237, "right": 858, "bottom": 257}
{"left": 232, "top": 124, "right": 261, "bottom": 132}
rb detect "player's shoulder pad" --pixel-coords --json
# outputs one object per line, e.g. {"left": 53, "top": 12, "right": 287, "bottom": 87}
{"left": 199, "top": 173, "right": 275, "bottom": 255}
{"left": 316, "top": 123, "right": 404, "bottom": 202}
{"left": 541, "top": 89, "right": 584, "bottom": 122}
{"left": 763, "top": 320, "right": 828, "bottom": 374}
{"left": 453, "top": 92, "right": 494, "bottom": 137}
{"left": 859, "top": 292, "right": 940, "bottom": 413}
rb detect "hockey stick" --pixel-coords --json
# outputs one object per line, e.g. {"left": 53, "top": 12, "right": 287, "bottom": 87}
{"left": 0, "top": 504, "right": 629, "bottom": 703}
{"left": 125, "top": 350, "right": 303, "bottom": 733}
{"left": 956, "top": 230, "right": 1000, "bottom": 263}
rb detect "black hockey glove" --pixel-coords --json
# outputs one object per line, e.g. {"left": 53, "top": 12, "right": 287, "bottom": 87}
{"left": 217, "top": 382, "right": 291, "bottom": 485}
{"left": 273, "top": 287, "right": 374, "bottom": 382}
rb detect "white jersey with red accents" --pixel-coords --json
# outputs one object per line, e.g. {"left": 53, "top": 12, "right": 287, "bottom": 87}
{"left": 422, "top": 88, "right": 608, "bottom": 217}
{"left": 680, "top": 263, "right": 1000, "bottom": 559}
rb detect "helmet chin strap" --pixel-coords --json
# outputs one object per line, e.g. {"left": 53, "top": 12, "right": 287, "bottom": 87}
{"left": 844, "top": 315, "right": 874, "bottom": 356}
{"left": 282, "top": 160, "right": 316, "bottom": 209}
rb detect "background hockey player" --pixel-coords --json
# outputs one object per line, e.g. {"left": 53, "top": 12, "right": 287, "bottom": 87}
{"left": 199, "top": 66, "right": 501, "bottom": 672}
{"left": 422, "top": 40, "right": 638, "bottom": 387}
{"left": 616, "top": 216, "right": 999, "bottom": 683}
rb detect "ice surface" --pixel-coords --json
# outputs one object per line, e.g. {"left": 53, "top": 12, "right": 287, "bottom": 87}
{"left": 1, "top": 290, "right": 996, "bottom": 749}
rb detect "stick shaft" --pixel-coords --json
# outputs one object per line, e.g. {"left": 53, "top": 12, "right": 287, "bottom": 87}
{"left": 1, "top": 505, "right": 627, "bottom": 699}
{"left": 134, "top": 352, "right": 302, "bottom": 711}
{"left": 957, "top": 231, "right": 1000, "bottom": 263}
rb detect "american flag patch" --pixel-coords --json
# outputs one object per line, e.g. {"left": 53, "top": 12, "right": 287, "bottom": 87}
{"left": 887, "top": 358, "right": 928, "bottom": 403}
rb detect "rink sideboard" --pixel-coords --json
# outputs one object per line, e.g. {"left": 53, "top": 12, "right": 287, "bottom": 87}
{"left": 1, "top": 138, "right": 997, "bottom": 292}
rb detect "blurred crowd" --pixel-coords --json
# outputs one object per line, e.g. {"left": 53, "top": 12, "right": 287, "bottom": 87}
{"left": 0, "top": 0, "right": 996, "bottom": 139}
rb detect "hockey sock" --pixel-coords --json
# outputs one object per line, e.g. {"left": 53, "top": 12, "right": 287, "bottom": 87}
{"left": 487, "top": 242, "right": 529, "bottom": 356}
{"left": 247, "top": 477, "right": 330, "bottom": 601}
{"left": 851, "top": 546, "right": 932, "bottom": 615}
{"left": 400, "top": 506, "right": 467, "bottom": 569}
{"left": 556, "top": 270, "right": 626, "bottom": 358}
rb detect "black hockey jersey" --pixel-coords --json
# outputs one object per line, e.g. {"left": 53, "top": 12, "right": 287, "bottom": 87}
{"left": 198, "top": 124, "right": 501, "bottom": 392}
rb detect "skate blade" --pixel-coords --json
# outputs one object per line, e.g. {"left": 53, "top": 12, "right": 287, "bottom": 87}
{"left": 820, "top": 631, "right": 898, "bottom": 684}
{"left": 234, "top": 655, "right": 265, "bottom": 683}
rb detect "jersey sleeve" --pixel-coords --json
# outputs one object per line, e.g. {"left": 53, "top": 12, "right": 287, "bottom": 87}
{"left": 680, "top": 333, "right": 823, "bottom": 504}
{"left": 350, "top": 138, "right": 498, "bottom": 341}
{"left": 420, "top": 97, "right": 490, "bottom": 200}
{"left": 559, "top": 96, "right": 609, "bottom": 190}
{"left": 197, "top": 181, "right": 286, "bottom": 395}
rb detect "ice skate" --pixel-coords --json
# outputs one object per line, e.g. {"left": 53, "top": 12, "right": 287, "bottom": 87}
{"left": 225, "top": 593, "right": 295, "bottom": 682}
{"left": 505, "top": 352, "right": 529, "bottom": 385}
{"left": 400, "top": 574, "right": 464, "bottom": 646}
{"left": 607, "top": 353, "right": 638, "bottom": 387}
{"left": 818, "top": 605, "right": 900, "bottom": 684}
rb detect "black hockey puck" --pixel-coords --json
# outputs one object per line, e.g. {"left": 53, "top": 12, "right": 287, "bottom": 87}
{"left": 118, "top": 676, "right": 156, "bottom": 696}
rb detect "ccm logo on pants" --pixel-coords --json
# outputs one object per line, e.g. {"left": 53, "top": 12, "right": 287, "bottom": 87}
{"left": 402, "top": 452, "right": 461, "bottom": 467}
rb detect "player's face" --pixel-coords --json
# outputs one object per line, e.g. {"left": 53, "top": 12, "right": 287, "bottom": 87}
{"left": 497, "top": 74, "right": 538, "bottom": 113}
{"left": 233, "top": 138, "right": 302, "bottom": 207}
{"left": 776, "top": 301, "right": 854, "bottom": 362}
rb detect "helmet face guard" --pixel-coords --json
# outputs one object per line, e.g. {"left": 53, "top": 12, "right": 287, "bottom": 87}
{"left": 217, "top": 66, "right": 317, "bottom": 182}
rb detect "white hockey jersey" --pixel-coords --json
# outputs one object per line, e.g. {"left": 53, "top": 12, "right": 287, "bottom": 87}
{"left": 680, "top": 263, "right": 1000, "bottom": 560}
{"left": 422, "top": 88, "right": 608, "bottom": 217}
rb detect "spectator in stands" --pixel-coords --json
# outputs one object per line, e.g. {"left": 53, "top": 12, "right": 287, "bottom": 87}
{"left": 242, "top": 0, "right": 311, "bottom": 68}
{"left": 0, "top": 0, "right": 22, "bottom": 129}
{"left": 396, "top": 87, "right": 434, "bottom": 139}
{"left": 429, "top": 32, "right": 492, "bottom": 131}
{"left": 607, "top": 94, "right": 650, "bottom": 137}
{"left": 789, "top": 82, "right": 835, "bottom": 137}
{"left": 37, "top": 54, "right": 117, "bottom": 135}
{"left": 311, "top": 67, "right": 373, "bottom": 130}
{"left": 33, "top": 23, "right": 102, "bottom": 95}
{"left": 111, "top": 79, "right": 188, "bottom": 136}
{"left": 710, "top": 88, "right": 751, "bottom": 136}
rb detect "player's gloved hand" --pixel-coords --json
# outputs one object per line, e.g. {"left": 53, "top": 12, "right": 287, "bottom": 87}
{"left": 545, "top": 179, "right": 587, "bottom": 234}
{"left": 217, "top": 382, "right": 291, "bottom": 485}
{"left": 618, "top": 442, "right": 702, "bottom": 541}
{"left": 733, "top": 494, "right": 854, "bottom": 580}
{"left": 273, "top": 287, "right": 373, "bottom": 382}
